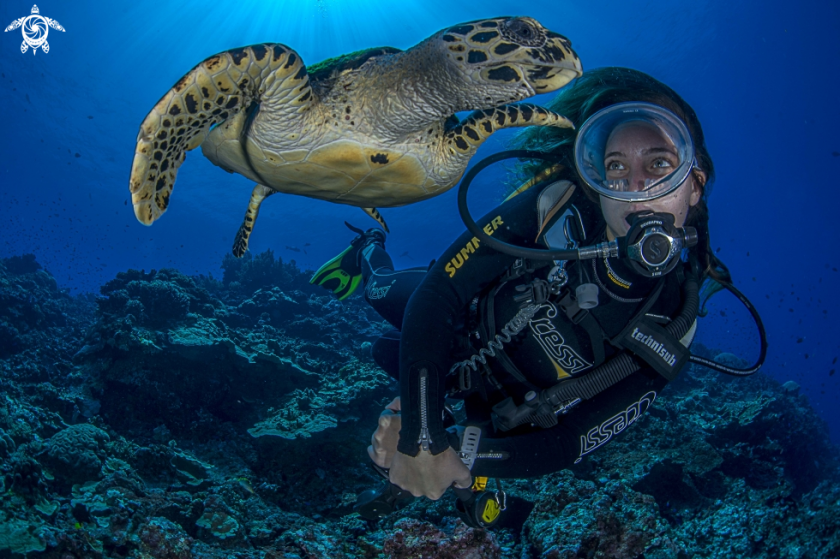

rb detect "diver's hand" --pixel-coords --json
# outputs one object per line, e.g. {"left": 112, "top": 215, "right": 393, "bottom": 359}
{"left": 367, "top": 397, "right": 402, "bottom": 469}
{"left": 388, "top": 446, "right": 472, "bottom": 500}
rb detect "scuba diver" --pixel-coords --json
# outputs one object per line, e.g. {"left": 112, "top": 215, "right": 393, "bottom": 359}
{"left": 311, "top": 67, "right": 766, "bottom": 528}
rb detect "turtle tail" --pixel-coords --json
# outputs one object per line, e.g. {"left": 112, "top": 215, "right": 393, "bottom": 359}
{"left": 442, "top": 103, "right": 573, "bottom": 159}
{"left": 129, "top": 43, "right": 309, "bottom": 225}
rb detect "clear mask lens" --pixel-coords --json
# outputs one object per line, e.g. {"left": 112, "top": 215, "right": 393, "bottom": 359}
{"left": 602, "top": 178, "right": 658, "bottom": 192}
{"left": 574, "top": 102, "right": 696, "bottom": 202}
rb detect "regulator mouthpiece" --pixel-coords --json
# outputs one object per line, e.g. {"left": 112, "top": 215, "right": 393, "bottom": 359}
{"left": 621, "top": 211, "right": 697, "bottom": 277}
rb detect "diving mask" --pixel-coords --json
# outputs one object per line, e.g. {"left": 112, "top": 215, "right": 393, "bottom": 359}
{"left": 574, "top": 102, "right": 696, "bottom": 202}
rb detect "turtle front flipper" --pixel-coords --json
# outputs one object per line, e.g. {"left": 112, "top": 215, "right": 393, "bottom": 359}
{"left": 4, "top": 18, "right": 25, "bottom": 32}
{"left": 361, "top": 208, "right": 390, "bottom": 234}
{"left": 232, "top": 184, "right": 277, "bottom": 257}
{"left": 129, "top": 44, "right": 311, "bottom": 225}
{"left": 443, "top": 103, "right": 573, "bottom": 159}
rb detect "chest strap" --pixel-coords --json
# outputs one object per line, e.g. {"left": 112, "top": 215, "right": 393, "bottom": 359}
{"left": 556, "top": 289, "right": 606, "bottom": 367}
{"left": 618, "top": 315, "right": 689, "bottom": 381}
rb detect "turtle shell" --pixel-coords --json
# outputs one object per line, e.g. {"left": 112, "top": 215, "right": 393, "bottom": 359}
{"left": 307, "top": 46, "right": 402, "bottom": 93}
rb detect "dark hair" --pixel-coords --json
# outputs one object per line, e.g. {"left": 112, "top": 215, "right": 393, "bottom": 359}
{"left": 511, "top": 67, "right": 730, "bottom": 286}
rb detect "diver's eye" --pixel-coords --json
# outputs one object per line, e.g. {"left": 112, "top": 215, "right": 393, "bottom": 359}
{"left": 606, "top": 160, "right": 626, "bottom": 172}
{"left": 649, "top": 158, "right": 674, "bottom": 175}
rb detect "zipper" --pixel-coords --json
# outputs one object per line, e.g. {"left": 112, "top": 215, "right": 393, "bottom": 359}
{"left": 417, "top": 367, "right": 432, "bottom": 451}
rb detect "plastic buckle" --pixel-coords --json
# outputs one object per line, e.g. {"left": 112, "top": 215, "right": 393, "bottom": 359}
{"left": 569, "top": 306, "right": 588, "bottom": 325}
{"left": 559, "top": 291, "right": 588, "bottom": 324}
{"left": 531, "top": 280, "right": 551, "bottom": 305}
{"left": 514, "top": 279, "right": 552, "bottom": 306}
{"left": 510, "top": 258, "right": 536, "bottom": 279}
{"left": 510, "top": 258, "right": 525, "bottom": 277}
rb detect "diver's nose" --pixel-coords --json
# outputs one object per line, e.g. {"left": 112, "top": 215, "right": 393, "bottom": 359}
{"left": 627, "top": 168, "right": 647, "bottom": 192}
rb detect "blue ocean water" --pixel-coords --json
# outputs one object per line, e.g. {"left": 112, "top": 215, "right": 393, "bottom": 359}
{"left": 0, "top": 0, "right": 837, "bottom": 456}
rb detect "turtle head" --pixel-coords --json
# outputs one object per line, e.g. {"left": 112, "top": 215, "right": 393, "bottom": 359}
{"left": 437, "top": 16, "right": 582, "bottom": 107}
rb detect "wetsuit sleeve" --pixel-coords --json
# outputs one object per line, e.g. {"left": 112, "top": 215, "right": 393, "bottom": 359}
{"left": 471, "top": 367, "right": 669, "bottom": 478}
{"left": 397, "top": 188, "right": 543, "bottom": 456}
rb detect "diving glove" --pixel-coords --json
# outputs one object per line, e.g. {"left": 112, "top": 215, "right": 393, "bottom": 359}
{"left": 310, "top": 222, "right": 385, "bottom": 300}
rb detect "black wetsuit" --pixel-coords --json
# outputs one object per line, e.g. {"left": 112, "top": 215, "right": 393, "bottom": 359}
{"left": 360, "top": 180, "right": 691, "bottom": 479}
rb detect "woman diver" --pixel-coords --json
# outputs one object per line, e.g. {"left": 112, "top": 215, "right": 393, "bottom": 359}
{"left": 310, "top": 67, "right": 764, "bottom": 526}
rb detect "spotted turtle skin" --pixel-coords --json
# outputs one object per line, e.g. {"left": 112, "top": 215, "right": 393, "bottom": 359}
{"left": 128, "top": 16, "right": 581, "bottom": 255}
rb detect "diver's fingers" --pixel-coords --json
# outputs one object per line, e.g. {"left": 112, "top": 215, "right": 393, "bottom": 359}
{"left": 385, "top": 397, "right": 401, "bottom": 412}
{"left": 377, "top": 411, "right": 395, "bottom": 429}
{"left": 368, "top": 443, "right": 391, "bottom": 468}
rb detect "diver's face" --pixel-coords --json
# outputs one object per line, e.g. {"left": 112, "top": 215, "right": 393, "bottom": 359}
{"left": 599, "top": 122, "right": 702, "bottom": 239}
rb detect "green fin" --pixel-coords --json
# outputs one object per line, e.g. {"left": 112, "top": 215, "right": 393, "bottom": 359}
{"left": 310, "top": 244, "right": 363, "bottom": 300}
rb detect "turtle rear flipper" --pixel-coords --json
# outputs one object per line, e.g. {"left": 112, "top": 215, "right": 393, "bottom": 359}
{"left": 361, "top": 208, "right": 389, "bottom": 234}
{"left": 231, "top": 194, "right": 388, "bottom": 259}
{"left": 232, "top": 184, "right": 276, "bottom": 258}
{"left": 129, "top": 43, "right": 312, "bottom": 225}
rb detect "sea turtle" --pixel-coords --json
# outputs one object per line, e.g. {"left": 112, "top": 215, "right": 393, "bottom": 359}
{"left": 4, "top": 4, "right": 65, "bottom": 55}
{"left": 129, "top": 16, "right": 582, "bottom": 256}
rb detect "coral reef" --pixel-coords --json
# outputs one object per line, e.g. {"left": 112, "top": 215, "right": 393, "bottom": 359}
{"left": 0, "top": 253, "right": 838, "bottom": 559}
{"left": 382, "top": 518, "right": 502, "bottom": 558}
{"left": 523, "top": 471, "right": 665, "bottom": 559}
{"left": 76, "top": 260, "right": 391, "bottom": 448}
{"left": 40, "top": 424, "right": 110, "bottom": 486}
{"left": 0, "top": 253, "right": 94, "bottom": 364}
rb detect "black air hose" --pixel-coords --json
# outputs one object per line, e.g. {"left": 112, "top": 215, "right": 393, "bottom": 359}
{"left": 667, "top": 274, "right": 699, "bottom": 341}
{"left": 496, "top": 275, "right": 700, "bottom": 431}
{"left": 541, "top": 274, "right": 698, "bottom": 407}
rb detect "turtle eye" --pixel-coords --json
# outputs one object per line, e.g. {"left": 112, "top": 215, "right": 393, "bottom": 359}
{"left": 514, "top": 23, "right": 532, "bottom": 39}
{"left": 502, "top": 19, "right": 543, "bottom": 47}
